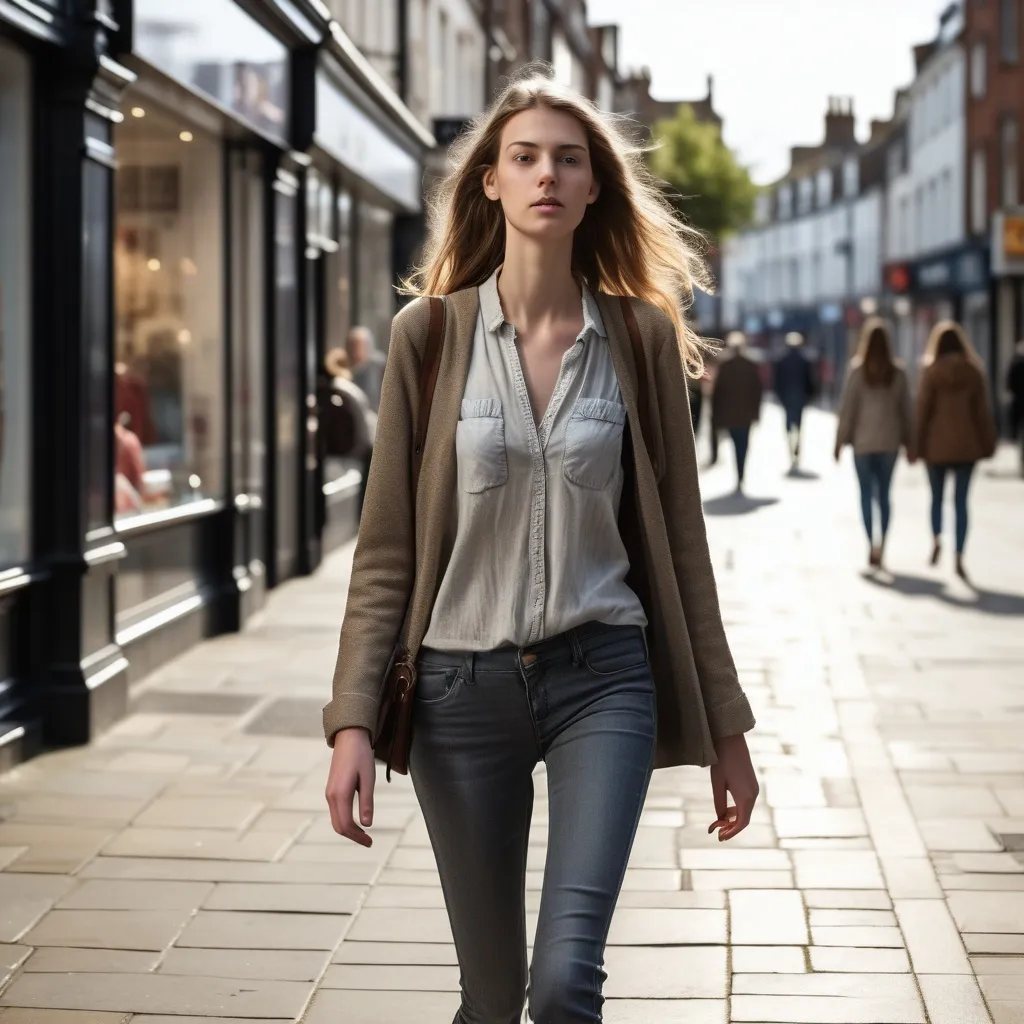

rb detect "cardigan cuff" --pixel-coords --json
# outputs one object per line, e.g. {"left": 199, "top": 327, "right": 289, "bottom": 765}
{"left": 322, "top": 693, "right": 379, "bottom": 747}
{"left": 705, "top": 690, "right": 756, "bottom": 740}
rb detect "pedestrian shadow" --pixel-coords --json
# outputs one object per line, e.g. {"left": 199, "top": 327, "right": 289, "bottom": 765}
{"left": 703, "top": 493, "right": 780, "bottom": 517}
{"left": 862, "top": 570, "right": 1024, "bottom": 616}
{"left": 786, "top": 467, "right": 821, "bottom": 481}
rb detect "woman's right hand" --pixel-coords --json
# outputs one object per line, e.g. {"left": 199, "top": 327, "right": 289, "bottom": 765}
{"left": 325, "top": 727, "right": 376, "bottom": 847}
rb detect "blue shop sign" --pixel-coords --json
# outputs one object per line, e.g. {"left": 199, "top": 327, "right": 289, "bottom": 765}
{"left": 914, "top": 244, "right": 989, "bottom": 296}
{"left": 133, "top": 0, "right": 290, "bottom": 145}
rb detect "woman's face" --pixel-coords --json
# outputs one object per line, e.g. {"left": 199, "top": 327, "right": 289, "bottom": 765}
{"left": 483, "top": 105, "right": 599, "bottom": 242}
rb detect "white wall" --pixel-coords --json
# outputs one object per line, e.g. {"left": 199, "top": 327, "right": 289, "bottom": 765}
{"left": 407, "top": 0, "right": 485, "bottom": 127}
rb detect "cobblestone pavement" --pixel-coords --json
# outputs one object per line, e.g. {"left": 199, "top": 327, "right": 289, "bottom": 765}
{"left": 0, "top": 406, "right": 1022, "bottom": 1024}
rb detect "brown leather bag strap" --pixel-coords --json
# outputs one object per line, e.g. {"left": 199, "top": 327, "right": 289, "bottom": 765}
{"left": 619, "top": 295, "right": 651, "bottom": 455}
{"left": 412, "top": 296, "right": 446, "bottom": 491}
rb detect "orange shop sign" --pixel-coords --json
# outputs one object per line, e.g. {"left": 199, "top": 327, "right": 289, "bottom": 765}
{"left": 1004, "top": 216, "right": 1024, "bottom": 258}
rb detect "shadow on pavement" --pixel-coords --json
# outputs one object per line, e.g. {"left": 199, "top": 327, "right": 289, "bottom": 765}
{"left": 786, "top": 467, "right": 821, "bottom": 481}
{"left": 862, "top": 570, "right": 1024, "bottom": 616}
{"left": 703, "top": 493, "right": 781, "bottom": 517}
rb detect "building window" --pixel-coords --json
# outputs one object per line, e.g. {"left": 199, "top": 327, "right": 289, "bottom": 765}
{"left": 972, "top": 148, "right": 988, "bottom": 233}
{"left": 113, "top": 97, "right": 225, "bottom": 521}
{"left": 844, "top": 157, "right": 859, "bottom": 198}
{"left": 971, "top": 41, "right": 988, "bottom": 98}
{"left": 0, "top": 42, "right": 31, "bottom": 563}
{"left": 356, "top": 200, "right": 394, "bottom": 359}
{"left": 778, "top": 185, "right": 792, "bottom": 219}
{"left": 1001, "top": 0, "right": 1020, "bottom": 62}
{"left": 1002, "top": 116, "right": 1020, "bottom": 205}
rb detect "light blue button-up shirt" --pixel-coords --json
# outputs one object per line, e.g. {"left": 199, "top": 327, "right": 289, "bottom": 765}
{"left": 422, "top": 267, "right": 648, "bottom": 652}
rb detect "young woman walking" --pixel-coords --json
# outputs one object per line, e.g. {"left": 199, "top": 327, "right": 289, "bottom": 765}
{"left": 323, "top": 69, "right": 758, "bottom": 1024}
{"left": 834, "top": 318, "right": 915, "bottom": 569}
{"left": 916, "top": 321, "right": 997, "bottom": 581}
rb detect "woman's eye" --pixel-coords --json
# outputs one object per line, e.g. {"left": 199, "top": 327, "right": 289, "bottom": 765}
{"left": 562, "top": 156, "right": 579, "bottom": 165}
{"left": 514, "top": 153, "right": 532, "bottom": 163}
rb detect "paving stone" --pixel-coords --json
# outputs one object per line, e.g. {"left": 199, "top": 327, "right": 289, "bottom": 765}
{"left": 331, "top": 941, "right": 458, "bottom": 965}
{"left": 0, "top": 945, "right": 32, "bottom": 986}
{"left": 0, "top": 1013, "right": 130, "bottom": 1024}
{"left": 809, "top": 946, "right": 911, "bottom": 972}
{"left": 132, "top": 798, "right": 263, "bottom": 831}
{"left": 604, "top": 946, "right": 727, "bottom": 998}
{"left": 730, "top": 992, "right": 926, "bottom": 1022}
{"left": 919, "top": 819, "right": 1004, "bottom": 852}
{"left": 604, "top": 1000, "right": 726, "bottom": 1023}
{"left": 947, "top": 891, "right": 1024, "bottom": 933}
{"left": 809, "top": 908, "right": 897, "bottom": 927}
{"left": 203, "top": 882, "right": 364, "bottom": 914}
{"left": 2, "top": 796, "right": 149, "bottom": 825}
{"left": 78, "top": 857, "right": 375, "bottom": 885}
{"left": 55, "top": 880, "right": 212, "bottom": 911}
{"left": 919, "top": 974, "right": 992, "bottom": 1024}
{"left": 792, "top": 851, "right": 884, "bottom": 889}
{"left": 803, "top": 889, "right": 892, "bottom": 910}
{"left": 730, "top": 946, "right": 807, "bottom": 974}
{"left": 731, "top": 973, "right": 919, "bottom": 999}
{"left": 304, "top": 988, "right": 459, "bottom": 1024}
{"left": 0, "top": 876, "right": 73, "bottom": 943}
{"left": 679, "top": 849, "right": 790, "bottom": 870}
{"left": 905, "top": 785, "right": 1004, "bottom": 818}
{"left": 894, "top": 900, "right": 972, "bottom": 974}
{"left": 175, "top": 910, "right": 349, "bottom": 950}
{"left": 729, "top": 891, "right": 808, "bottom": 946}
{"left": 21, "top": 949, "right": 158, "bottom": 974}
{"left": 971, "top": 956, "right": 1024, "bottom": 974}
{"left": 159, "top": 948, "right": 329, "bottom": 982}
{"left": 607, "top": 908, "right": 727, "bottom": 946}
{"left": 102, "top": 829, "right": 295, "bottom": 862}
{"left": 22, "top": 910, "right": 190, "bottom": 952}
{"left": 978, "top": 974, "right": 1024, "bottom": 1000}
{"left": 690, "top": 870, "right": 795, "bottom": 890}
{"left": 321, "top": 963, "right": 460, "bottom": 991}
{"left": 965, "top": 934, "right": 1024, "bottom": 954}
{"left": 810, "top": 925, "right": 906, "bottom": 948}
{"left": 952, "top": 853, "right": 1024, "bottom": 873}
{"left": 0, "top": 972, "right": 310, "bottom": 1018}
{"left": 774, "top": 808, "right": 868, "bottom": 838}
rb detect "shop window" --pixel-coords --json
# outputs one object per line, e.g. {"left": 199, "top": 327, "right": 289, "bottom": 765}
{"left": 971, "top": 41, "right": 988, "bottom": 98}
{"left": 0, "top": 43, "right": 31, "bottom": 564}
{"left": 1002, "top": 117, "right": 1020, "bottom": 207}
{"left": 1002, "top": 0, "right": 1021, "bottom": 62}
{"left": 113, "top": 99, "right": 225, "bottom": 521}
{"left": 356, "top": 201, "right": 395, "bottom": 358}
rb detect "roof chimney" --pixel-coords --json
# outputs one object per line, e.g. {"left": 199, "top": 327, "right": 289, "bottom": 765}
{"left": 824, "top": 96, "right": 856, "bottom": 148}
{"left": 706, "top": 74, "right": 714, "bottom": 103}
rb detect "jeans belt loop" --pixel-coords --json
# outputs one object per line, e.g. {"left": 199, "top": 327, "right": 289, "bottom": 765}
{"left": 569, "top": 627, "right": 583, "bottom": 667}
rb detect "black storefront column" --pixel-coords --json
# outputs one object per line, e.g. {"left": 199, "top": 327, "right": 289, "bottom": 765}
{"left": 31, "top": 17, "right": 135, "bottom": 745}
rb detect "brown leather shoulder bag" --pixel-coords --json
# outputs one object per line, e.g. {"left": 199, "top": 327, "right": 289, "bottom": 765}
{"left": 373, "top": 295, "right": 446, "bottom": 781}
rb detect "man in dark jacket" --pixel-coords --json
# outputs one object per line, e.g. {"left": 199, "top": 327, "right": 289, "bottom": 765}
{"left": 712, "top": 332, "right": 763, "bottom": 493}
{"left": 773, "top": 332, "right": 818, "bottom": 469}
{"left": 1008, "top": 339, "right": 1024, "bottom": 477}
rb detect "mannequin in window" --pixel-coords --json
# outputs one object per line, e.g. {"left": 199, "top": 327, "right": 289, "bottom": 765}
{"left": 114, "top": 411, "right": 147, "bottom": 515}
{"left": 114, "top": 341, "right": 156, "bottom": 446}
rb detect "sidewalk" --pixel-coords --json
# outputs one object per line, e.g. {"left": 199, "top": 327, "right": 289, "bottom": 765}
{"left": 0, "top": 405, "right": 1022, "bottom": 1024}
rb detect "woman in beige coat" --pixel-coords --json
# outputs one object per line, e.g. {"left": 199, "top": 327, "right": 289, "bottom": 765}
{"left": 322, "top": 70, "right": 758, "bottom": 1023}
{"left": 916, "top": 321, "right": 997, "bottom": 580}
{"left": 834, "top": 318, "right": 914, "bottom": 569}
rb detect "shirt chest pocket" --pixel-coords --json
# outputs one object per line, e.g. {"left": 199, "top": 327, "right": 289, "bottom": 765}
{"left": 563, "top": 397, "right": 626, "bottom": 490}
{"left": 456, "top": 398, "right": 509, "bottom": 493}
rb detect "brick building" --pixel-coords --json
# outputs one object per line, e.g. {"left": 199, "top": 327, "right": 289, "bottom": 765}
{"left": 963, "top": 0, "right": 1024, "bottom": 403}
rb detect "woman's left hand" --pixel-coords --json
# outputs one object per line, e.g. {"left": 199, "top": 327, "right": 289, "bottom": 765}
{"left": 708, "top": 733, "right": 759, "bottom": 841}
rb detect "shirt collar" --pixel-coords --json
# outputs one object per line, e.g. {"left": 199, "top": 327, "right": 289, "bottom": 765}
{"left": 479, "top": 265, "right": 607, "bottom": 339}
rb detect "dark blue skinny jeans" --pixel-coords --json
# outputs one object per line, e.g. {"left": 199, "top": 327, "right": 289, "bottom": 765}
{"left": 410, "top": 621, "right": 657, "bottom": 1024}
{"left": 853, "top": 451, "right": 898, "bottom": 545}
{"left": 927, "top": 462, "right": 976, "bottom": 554}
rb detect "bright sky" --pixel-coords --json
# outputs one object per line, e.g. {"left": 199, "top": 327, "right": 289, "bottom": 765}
{"left": 587, "top": 0, "right": 953, "bottom": 184}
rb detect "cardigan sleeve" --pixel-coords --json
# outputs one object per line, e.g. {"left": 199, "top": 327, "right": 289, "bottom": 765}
{"left": 834, "top": 366, "right": 861, "bottom": 452}
{"left": 653, "top": 331, "right": 756, "bottom": 741}
{"left": 322, "top": 300, "right": 429, "bottom": 745}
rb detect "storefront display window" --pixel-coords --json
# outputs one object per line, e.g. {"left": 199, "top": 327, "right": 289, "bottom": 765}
{"left": 113, "top": 97, "right": 225, "bottom": 521}
{"left": 357, "top": 201, "right": 394, "bottom": 355}
{"left": 0, "top": 43, "right": 32, "bottom": 564}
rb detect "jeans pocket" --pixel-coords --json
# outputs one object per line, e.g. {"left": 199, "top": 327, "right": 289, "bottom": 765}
{"left": 415, "top": 666, "right": 462, "bottom": 706}
{"left": 581, "top": 633, "right": 649, "bottom": 677}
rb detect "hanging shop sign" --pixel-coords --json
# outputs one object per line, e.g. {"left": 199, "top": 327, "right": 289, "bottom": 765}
{"left": 992, "top": 210, "right": 1024, "bottom": 276}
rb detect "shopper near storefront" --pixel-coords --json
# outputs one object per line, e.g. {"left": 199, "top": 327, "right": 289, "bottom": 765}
{"left": 773, "top": 331, "right": 817, "bottom": 469}
{"left": 711, "top": 332, "right": 763, "bottom": 494}
{"left": 347, "top": 326, "right": 387, "bottom": 412}
{"left": 323, "top": 70, "right": 758, "bottom": 1024}
{"left": 1007, "top": 340, "right": 1024, "bottom": 478}
{"left": 834, "top": 318, "right": 915, "bottom": 570}
{"left": 916, "top": 321, "right": 998, "bottom": 582}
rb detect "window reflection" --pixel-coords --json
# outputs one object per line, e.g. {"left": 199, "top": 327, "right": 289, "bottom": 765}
{"left": 113, "top": 98, "right": 225, "bottom": 520}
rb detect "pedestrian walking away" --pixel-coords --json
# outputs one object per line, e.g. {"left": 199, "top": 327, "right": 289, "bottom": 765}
{"left": 916, "top": 320, "right": 997, "bottom": 582}
{"left": 1006, "top": 339, "right": 1024, "bottom": 478}
{"left": 773, "top": 331, "right": 817, "bottom": 469}
{"left": 323, "top": 68, "right": 759, "bottom": 1024}
{"left": 834, "top": 317, "right": 915, "bottom": 570}
{"left": 711, "top": 331, "right": 763, "bottom": 494}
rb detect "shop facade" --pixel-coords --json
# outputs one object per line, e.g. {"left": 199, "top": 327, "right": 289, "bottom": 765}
{"left": 0, "top": 0, "right": 430, "bottom": 767}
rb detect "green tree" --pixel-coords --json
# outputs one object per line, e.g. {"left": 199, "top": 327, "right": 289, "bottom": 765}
{"left": 648, "top": 104, "right": 758, "bottom": 242}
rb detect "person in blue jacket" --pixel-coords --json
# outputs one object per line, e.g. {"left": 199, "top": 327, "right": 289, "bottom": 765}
{"left": 773, "top": 332, "right": 818, "bottom": 469}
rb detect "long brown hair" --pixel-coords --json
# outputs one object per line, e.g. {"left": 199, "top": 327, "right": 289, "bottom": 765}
{"left": 851, "top": 317, "right": 897, "bottom": 387}
{"left": 404, "top": 64, "right": 712, "bottom": 375}
{"left": 923, "top": 320, "right": 983, "bottom": 367}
